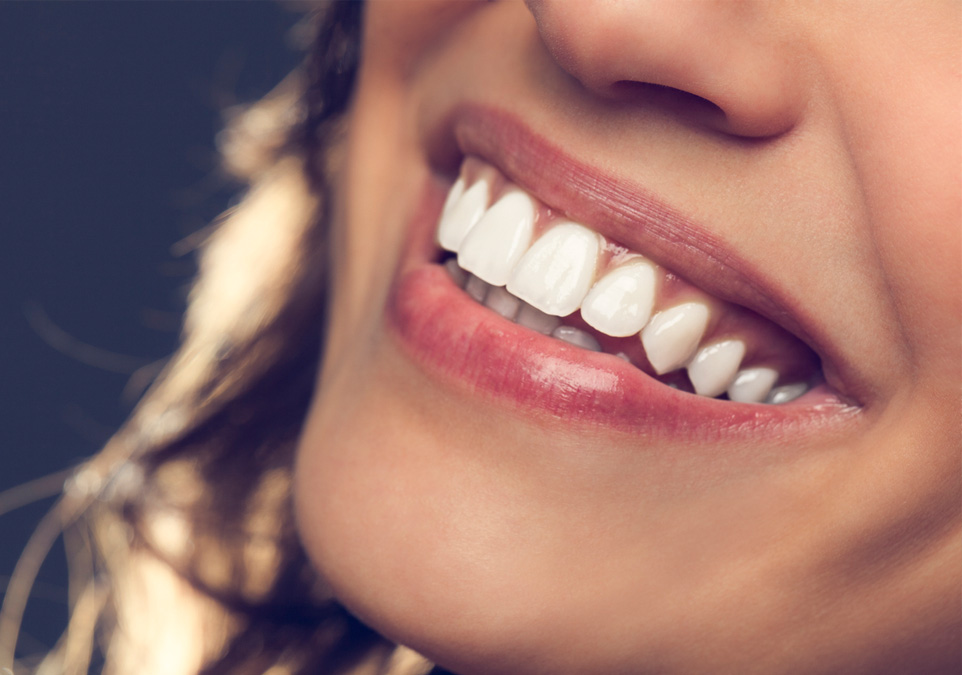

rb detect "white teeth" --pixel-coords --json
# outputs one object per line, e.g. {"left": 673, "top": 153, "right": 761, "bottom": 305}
{"left": 580, "top": 259, "right": 656, "bottom": 337}
{"left": 437, "top": 164, "right": 815, "bottom": 406}
{"left": 444, "top": 257, "right": 468, "bottom": 288}
{"left": 687, "top": 339, "right": 746, "bottom": 397}
{"left": 464, "top": 274, "right": 491, "bottom": 303}
{"left": 516, "top": 302, "right": 561, "bottom": 335}
{"left": 441, "top": 176, "right": 466, "bottom": 217}
{"left": 765, "top": 383, "right": 808, "bottom": 405}
{"left": 458, "top": 189, "right": 535, "bottom": 286}
{"left": 484, "top": 285, "right": 521, "bottom": 320}
{"left": 438, "top": 177, "right": 490, "bottom": 252}
{"left": 552, "top": 325, "right": 602, "bottom": 352}
{"left": 727, "top": 367, "right": 779, "bottom": 403}
{"left": 452, "top": 262, "right": 799, "bottom": 406}
{"left": 507, "top": 222, "right": 600, "bottom": 317}
{"left": 640, "top": 302, "right": 710, "bottom": 375}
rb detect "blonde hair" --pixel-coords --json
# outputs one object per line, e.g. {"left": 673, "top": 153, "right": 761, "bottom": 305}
{"left": 1, "top": 4, "right": 436, "bottom": 674}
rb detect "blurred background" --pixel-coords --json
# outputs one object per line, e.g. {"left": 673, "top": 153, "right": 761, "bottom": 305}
{"left": 1, "top": 1, "right": 304, "bottom": 662}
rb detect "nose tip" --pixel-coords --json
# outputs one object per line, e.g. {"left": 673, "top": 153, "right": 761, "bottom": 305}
{"left": 524, "top": 0, "right": 807, "bottom": 139}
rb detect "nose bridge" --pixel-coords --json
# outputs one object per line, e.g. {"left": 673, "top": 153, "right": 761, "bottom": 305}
{"left": 524, "top": 0, "right": 807, "bottom": 138}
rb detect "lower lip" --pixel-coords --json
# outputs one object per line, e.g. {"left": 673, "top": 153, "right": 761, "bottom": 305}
{"left": 388, "top": 262, "right": 856, "bottom": 443}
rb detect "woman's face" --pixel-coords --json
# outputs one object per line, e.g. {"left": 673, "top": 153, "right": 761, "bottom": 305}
{"left": 295, "top": 2, "right": 961, "bottom": 673}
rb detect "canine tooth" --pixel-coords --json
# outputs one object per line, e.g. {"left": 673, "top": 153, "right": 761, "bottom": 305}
{"left": 484, "top": 286, "right": 521, "bottom": 320}
{"left": 438, "top": 177, "right": 490, "bottom": 252}
{"left": 516, "top": 302, "right": 561, "bottom": 335}
{"left": 551, "top": 326, "right": 601, "bottom": 352}
{"left": 766, "top": 383, "right": 808, "bottom": 405}
{"left": 687, "top": 339, "right": 746, "bottom": 397}
{"left": 507, "top": 222, "right": 600, "bottom": 317}
{"left": 441, "top": 176, "right": 465, "bottom": 216}
{"left": 580, "top": 260, "right": 656, "bottom": 337}
{"left": 458, "top": 189, "right": 535, "bottom": 286}
{"left": 464, "top": 274, "right": 491, "bottom": 303}
{"left": 727, "top": 367, "right": 779, "bottom": 403}
{"left": 640, "top": 302, "right": 710, "bottom": 375}
{"left": 444, "top": 258, "right": 468, "bottom": 288}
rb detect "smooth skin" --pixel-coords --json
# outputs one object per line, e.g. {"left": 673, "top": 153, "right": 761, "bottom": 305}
{"left": 296, "top": 2, "right": 961, "bottom": 673}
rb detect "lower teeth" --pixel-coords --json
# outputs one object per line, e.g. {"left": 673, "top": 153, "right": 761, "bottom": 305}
{"left": 444, "top": 258, "right": 809, "bottom": 405}
{"left": 484, "top": 285, "right": 521, "bottom": 321}
{"left": 765, "top": 383, "right": 810, "bottom": 405}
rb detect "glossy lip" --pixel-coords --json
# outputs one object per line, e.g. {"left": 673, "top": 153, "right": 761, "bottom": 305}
{"left": 422, "top": 104, "right": 868, "bottom": 408}
{"left": 386, "top": 104, "right": 864, "bottom": 440}
{"left": 391, "top": 263, "right": 858, "bottom": 441}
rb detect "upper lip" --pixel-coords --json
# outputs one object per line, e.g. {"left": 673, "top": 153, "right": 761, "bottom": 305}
{"left": 422, "top": 103, "right": 866, "bottom": 408}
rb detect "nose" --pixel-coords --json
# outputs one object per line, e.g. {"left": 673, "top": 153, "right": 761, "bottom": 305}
{"left": 524, "top": 0, "right": 808, "bottom": 138}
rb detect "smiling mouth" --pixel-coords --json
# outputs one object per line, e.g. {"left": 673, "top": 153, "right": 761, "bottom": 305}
{"left": 435, "top": 157, "right": 822, "bottom": 405}
{"left": 388, "top": 106, "right": 860, "bottom": 437}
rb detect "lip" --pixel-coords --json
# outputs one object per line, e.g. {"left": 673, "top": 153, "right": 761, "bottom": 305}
{"left": 424, "top": 104, "right": 870, "bottom": 407}
{"left": 391, "top": 263, "right": 857, "bottom": 440}
{"left": 386, "top": 104, "right": 863, "bottom": 440}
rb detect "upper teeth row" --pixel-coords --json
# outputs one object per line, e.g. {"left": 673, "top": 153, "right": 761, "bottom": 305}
{"left": 436, "top": 164, "right": 803, "bottom": 404}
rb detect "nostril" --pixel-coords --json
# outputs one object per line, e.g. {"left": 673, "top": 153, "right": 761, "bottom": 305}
{"left": 615, "top": 79, "right": 801, "bottom": 139}
{"left": 611, "top": 81, "right": 730, "bottom": 133}
{"left": 614, "top": 82, "right": 723, "bottom": 114}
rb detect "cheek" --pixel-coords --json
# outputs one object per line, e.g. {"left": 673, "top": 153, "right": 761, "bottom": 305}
{"left": 362, "top": 0, "right": 487, "bottom": 79}
{"left": 829, "top": 14, "right": 961, "bottom": 384}
{"left": 867, "top": 83, "right": 960, "bottom": 358}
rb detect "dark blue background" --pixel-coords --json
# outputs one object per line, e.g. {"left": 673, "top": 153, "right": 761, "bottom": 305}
{"left": 1, "top": 1, "right": 303, "bottom": 661}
